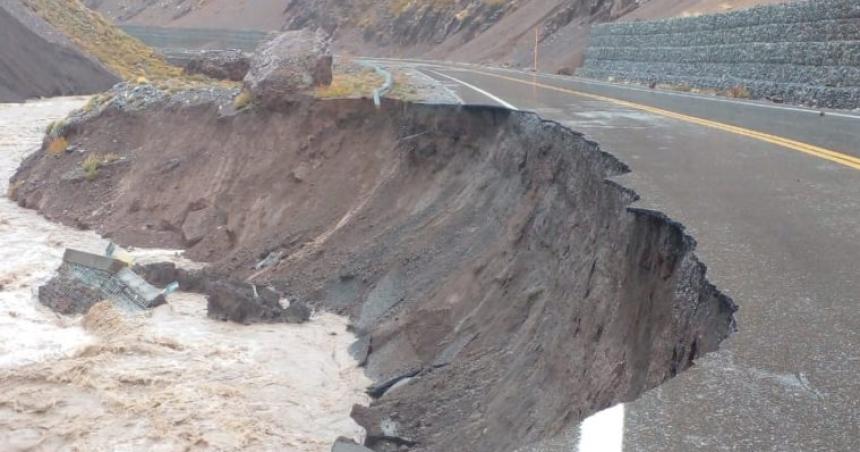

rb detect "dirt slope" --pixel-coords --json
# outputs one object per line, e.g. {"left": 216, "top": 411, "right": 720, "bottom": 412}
{"left": 0, "top": 3, "right": 118, "bottom": 102}
{"left": 86, "top": 0, "right": 792, "bottom": 72}
{"left": 10, "top": 92, "right": 736, "bottom": 451}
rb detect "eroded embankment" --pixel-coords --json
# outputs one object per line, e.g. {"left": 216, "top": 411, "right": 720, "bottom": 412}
{"left": 11, "top": 94, "right": 737, "bottom": 452}
{"left": 0, "top": 97, "right": 369, "bottom": 452}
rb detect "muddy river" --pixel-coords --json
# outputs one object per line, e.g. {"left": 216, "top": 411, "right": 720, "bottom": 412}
{"left": 0, "top": 98, "right": 369, "bottom": 451}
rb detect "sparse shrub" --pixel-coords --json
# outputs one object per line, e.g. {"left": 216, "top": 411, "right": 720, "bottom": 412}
{"left": 233, "top": 89, "right": 254, "bottom": 110}
{"left": 315, "top": 70, "right": 384, "bottom": 99}
{"left": 7, "top": 180, "right": 24, "bottom": 200}
{"left": 82, "top": 154, "right": 102, "bottom": 181}
{"left": 82, "top": 96, "right": 100, "bottom": 113}
{"left": 45, "top": 119, "right": 67, "bottom": 137}
{"left": 655, "top": 83, "right": 709, "bottom": 94}
{"left": 102, "top": 153, "right": 121, "bottom": 164}
{"left": 726, "top": 85, "right": 751, "bottom": 99}
{"left": 45, "top": 120, "right": 58, "bottom": 136}
{"left": 389, "top": 72, "right": 421, "bottom": 101}
{"left": 46, "top": 137, "right": 69, "bottom": 156}
{"left": 82, "top": 94, "right": 114, "bottom": 113}
{"left": 81, "top": 153, "right": 121, "bottom": 181}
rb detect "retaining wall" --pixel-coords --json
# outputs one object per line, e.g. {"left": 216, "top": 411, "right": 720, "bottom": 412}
{"left": 577, "top": 0, "right": 860, "bottom": 109}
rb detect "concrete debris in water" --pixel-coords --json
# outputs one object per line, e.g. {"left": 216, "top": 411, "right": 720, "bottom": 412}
{"left": 38, "top": 249, "right": 170, "bottom": 314}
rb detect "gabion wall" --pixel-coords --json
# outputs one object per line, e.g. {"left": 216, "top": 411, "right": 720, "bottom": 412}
{"left": 577, "top": 0, "right": 860, "bottom": 109}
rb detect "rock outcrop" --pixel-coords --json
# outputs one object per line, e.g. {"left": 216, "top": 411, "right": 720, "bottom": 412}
{"left": 243, "top": 30, "right": 332, "bottom": 106}
{"left": 206, "top": 280, "right": 312, "bottom": 324}
{"left": 131, "top": 261, "right": 312, "bottom": 325}
{"left": 183, "top": 49, "right": 250, "bottom": 81}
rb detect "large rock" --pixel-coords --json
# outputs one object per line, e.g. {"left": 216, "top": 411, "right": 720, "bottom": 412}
{"left": 243, "top": 29, "right": 332, "bottom": 106}
{"left": 184, "top": 50, "right": 250, "bottom": 82}
{"left": 206, "top": 280, "right": 312, "bottom": 325}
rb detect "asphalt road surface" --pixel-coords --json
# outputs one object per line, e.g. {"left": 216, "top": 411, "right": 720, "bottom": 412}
{"left": 375, "top": 59, "right": 860, "bottom": 452}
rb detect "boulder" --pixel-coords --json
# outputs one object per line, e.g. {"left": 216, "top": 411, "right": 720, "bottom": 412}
{"left": 206, "top": 280, "right": 311, "bottom": 325}
{"left": 243, "top": 29, "right": 332, "bottom": 106}
{"left": 182, "top": 206, "right": 221, "bottom": 246}
{"left": 184, "top": 50, "right": 250, "bottom": 82}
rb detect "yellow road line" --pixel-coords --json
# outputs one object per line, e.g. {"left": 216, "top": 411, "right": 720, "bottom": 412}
{"left": 459, "top": 69, "right": 860, "bottom": 171}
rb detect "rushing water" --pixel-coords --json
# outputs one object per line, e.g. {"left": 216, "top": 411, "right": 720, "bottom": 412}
{"left": 0, "top": 98, "right": 370, "bottom": 451}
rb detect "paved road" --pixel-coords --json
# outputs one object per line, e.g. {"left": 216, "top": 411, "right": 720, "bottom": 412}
{"left": 376, "top": 60, "right": 860, "bottom": 452}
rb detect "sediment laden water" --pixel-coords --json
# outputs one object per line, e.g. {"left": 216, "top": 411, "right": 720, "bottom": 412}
{"left": 0, "top": 98, "right": 369, "bottom": 451}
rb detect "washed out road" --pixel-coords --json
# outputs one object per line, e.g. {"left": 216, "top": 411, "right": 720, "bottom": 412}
{"left": 378, "top": 60, "right": 860, "bottom": 452}
{"left": 70, "top": 24, "right": 860, "bottom": 448}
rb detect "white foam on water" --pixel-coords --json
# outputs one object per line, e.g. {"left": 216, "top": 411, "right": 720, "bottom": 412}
{"left": 0, "top": 97, "right": 104, "bottom": 368}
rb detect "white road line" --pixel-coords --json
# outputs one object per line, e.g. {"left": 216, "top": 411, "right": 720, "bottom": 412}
{"left": 577, "top": 403, "right": 625, "bottom": 452}
{"left": 424, "top": 69, "right": 519, "bottom": 111}
{"left": 368, "top": 57, "right": 860, "bottom": 120}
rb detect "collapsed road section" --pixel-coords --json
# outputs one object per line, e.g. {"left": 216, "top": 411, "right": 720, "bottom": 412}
{"left": 9, "top": 80, "right": 737, "bottom": 451}
{"left": 38, "top": 248, "right": 169, "bottom": 314}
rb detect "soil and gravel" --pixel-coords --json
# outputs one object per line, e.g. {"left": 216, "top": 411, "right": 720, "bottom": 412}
{"left": 11, "top": 88, "right": 737, "bottom": 451}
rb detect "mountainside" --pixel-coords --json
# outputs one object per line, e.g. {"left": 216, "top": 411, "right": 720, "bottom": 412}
{"left": 0, "top": 2, "right": 118, "bottom": 102}
{"left": 85, "top": 0, "right": 789, "bottom": 73}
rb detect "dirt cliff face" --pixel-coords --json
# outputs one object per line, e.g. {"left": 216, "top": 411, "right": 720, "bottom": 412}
{"left": 11, "top": 93, "right": 736, "bottom": 451}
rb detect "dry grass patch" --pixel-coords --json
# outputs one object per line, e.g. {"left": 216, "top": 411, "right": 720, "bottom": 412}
{"left": 724, "top": 85, "right": 751, "bottom": 99}
{"left": 7, "top": 180, "right": 24, "bottom": 200}
{"left": 81, "top": 153, "right": 120, "bottom": 181}
{"left": 233, "top": 89, "right": 254, "bottom": 110}
{"left": 46, "top": 137, "right": 69, "bottom": 156}
{"left": 388, "top": 72, "right": 422, "bottom": 101}
{"left": 45, "top": 119, "right": 66, "bottom": 137}
{"left": 316, "top": 70, "right": 385, "bottom": 99}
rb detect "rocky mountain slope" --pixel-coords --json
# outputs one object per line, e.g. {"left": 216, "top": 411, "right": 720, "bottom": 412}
{"left": 85, "top": 0, "right": 789, "bottom": 73}
{"left": 0, "top": 0, "right": 190, "bottom": 102}
{"left": 0, "top": 2, "right": 118, "bottom": 101}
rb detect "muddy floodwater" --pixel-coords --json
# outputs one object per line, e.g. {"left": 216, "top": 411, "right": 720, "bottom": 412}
{"left": 0, "top": 98, "right": 370, "bottom": 451}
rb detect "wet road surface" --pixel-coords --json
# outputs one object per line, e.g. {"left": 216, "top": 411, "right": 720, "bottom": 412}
{"left": 395, "top": 61, "right": 860, "bottom": 452}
